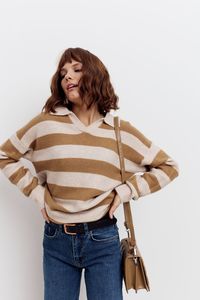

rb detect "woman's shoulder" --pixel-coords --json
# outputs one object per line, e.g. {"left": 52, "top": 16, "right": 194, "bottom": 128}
{"left": 119, "top": 117, "right": 152, "bottom": 146}
{"left": 15, "top": 110, "right": 54, "bottom": 137}
{"left": 26, "top": 109, "right": 58, "bottom": 125}
{"left": 119, "top": 117, "right": 138, "bottom": 134}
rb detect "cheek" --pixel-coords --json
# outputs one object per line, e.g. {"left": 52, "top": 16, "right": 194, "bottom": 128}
{"left": 60, "top": 79, "right": 65, "bottom": 90}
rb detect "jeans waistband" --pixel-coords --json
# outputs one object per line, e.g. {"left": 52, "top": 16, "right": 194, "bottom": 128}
{"left": 46, "top": 211, "right": 117, "bottom": 235}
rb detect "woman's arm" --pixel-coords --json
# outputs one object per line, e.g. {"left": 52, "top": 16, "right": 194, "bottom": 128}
{"left": 114, "top": 121, "right": 179, "bottom": 203}
{"left": 0, "top": 113, "right": 45, "bottom": 210}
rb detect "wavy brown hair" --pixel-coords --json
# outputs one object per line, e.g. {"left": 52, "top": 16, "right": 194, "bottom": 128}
{"left": 42, "top": 47, "right": 119, "bottom": 115}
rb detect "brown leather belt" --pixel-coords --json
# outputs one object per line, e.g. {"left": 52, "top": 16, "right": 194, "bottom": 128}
{"left": 47, "top": 212, "right": 117, "bottom": 235}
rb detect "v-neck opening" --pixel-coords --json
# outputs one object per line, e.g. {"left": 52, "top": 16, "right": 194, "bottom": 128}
{"left": 68, "top": 113, "right": 104, "bottom": 132}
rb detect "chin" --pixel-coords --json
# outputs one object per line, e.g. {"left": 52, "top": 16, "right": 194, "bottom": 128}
{"left": 67, "top": 96, "right": 82, "bottom": 105}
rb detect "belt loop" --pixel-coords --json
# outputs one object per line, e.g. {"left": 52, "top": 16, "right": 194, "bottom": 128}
{"left": 83, "top": 222, "right": 89, "bottom": 232}
{"left": 58, "top": 224, "right": 62, "bottom": 232}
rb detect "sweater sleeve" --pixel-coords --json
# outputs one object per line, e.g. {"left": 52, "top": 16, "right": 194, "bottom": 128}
{"left": 0, "top": 113, "right": 45, "bottom": 210}
{"left": 114, "top": 121, "right": 179, "bottom": 203}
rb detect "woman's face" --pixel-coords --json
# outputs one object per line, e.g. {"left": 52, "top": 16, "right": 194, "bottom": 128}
{"left": 60, "top": 59, "right": 83, "bottom": 104}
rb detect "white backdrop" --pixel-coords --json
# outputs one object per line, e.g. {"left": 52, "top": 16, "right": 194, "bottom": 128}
{"left": 0, "top": 0, "right": 199, "bottom": 299}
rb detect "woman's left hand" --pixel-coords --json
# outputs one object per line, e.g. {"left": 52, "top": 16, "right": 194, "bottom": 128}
{"left": 109, "top": 194, "right": 121, "bottom": 219}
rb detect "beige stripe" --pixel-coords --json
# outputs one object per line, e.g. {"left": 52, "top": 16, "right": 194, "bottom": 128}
{"left": 114, "top": 183, "right": 132, "bottom": 203}
{"left": 136, "top": 176, "right": 151, "bottom": 196}
{"left": 32, "top": 128, "right": 116, "bottom": 151}
{"left": 151, "top": 149, "right": 169, "bottom": 167}
{"left": 125, "top": 180, "right": 139, "bottom": 200}
{"left": 17, "top": 169, "right": 37, "bottom": 191}
{"left": 21, "top": 121, "right": 79, "bottom": 145}
{"left": 45, "top": 170, "right": 121, "bottom": 191}
{"left": 27, "top": 120, "right": 115, "bottom": 142}
{"left": 31, "top": 144, "right": 153, "bottom": 176}
{"left": 0, "top": 150, "right": 8, "bottom": 159}
{"left": 29, "top": 185, "right": 45, "bottom": 210}
{"left": 150, "top": 168, "right": 171, "bottom": 187}
{"left": 68, "top": 114, "right": 104, "bottom": 132}
{"left": 164, "top": 157, "right": 179, "bottom": 173}
{"left": 16, "top": 119, "right": 160, "bottom": 169}
{"left": 0, "top": 139, "right": 22, "bottom": 160}
{"left": 36, "top": 171, "right": 46, "bottom": 185}
{"left": 141, "top": 143, "right": 161, "bottom": 165}
{"left": 53, "top": 189, "right": 113, "bottom": 213}
{"left": 45, "top": 202, "right": 110, "bottom": 223}
{"left": 122, "top": 121, "right": 152, "bottom": 147}
{"left": 33, "top": 120, "right": 117, "bottom": 142}
{"left": 34, "top": 157, "right": 146, "bottom": 182}
{"left": 47, "top": 184, "right": 111, "bottom": 202}
{"left": 31, "top": 144, "right": 121, "bottom": 164}
{"left": 121, "top": 130, "right": 152, "bottom": 157}
{"left": 19, "top": 118, "right": 155, "bottom": 154}
{"left": 1, "top": 161, "right": 23, "bottom": 177}
{"left": 10, "top": 134, "right": 27, "bottom": 154}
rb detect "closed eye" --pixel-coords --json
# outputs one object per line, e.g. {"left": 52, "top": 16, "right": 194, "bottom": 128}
{"left": 60, "top": 69, "right": 82, "bottom": 78}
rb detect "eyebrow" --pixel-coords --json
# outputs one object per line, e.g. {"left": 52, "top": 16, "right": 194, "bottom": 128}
{"left": 60, "top": 63, "right": 82, "bottom": 71}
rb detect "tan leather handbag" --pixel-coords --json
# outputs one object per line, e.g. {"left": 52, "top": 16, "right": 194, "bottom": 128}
{"left": 114, "top": 116, "right": 150, "bottom": 294}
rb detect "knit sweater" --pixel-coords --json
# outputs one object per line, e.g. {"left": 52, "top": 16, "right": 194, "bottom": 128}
{"left": 0, "top": 105, "right": 179, "bottom": 223}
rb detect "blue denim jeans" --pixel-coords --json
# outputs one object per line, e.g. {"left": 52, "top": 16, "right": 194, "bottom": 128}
{"left": 42, "top": 220, "right": 123, "bottom": 300}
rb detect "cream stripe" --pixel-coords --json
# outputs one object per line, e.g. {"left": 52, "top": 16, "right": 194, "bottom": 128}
{"left": 141, "top": 143, "right": 161, "bottom": 165}
{"left": 2, "top": 161, "right": 23, "bottom": 177}
{"left": 165, "top": 157, "right": 179, "bottom": 173}
{"left": 45, "top": 202, "right": 110, "bottom": 223}
{"left": 17, "top": 119, "right": 158, "bottom": 159}
{"left": 29, "top": 185, "right": 45, "bottom": 210}
{"left": 17, "top": 170, "right": 37, "bottom": 191}
{"left": 150, "top": 168, "right": 171, "bottom": 187}
{"left": 121, "top": 130, "right": 153, "bottom": 157}
{"left": 20, "top": 120, "right": 113, "bottom": 142}
{"left": 31, "top": 144, "right": 120, "bottom": 165}
{"left": 0, "top": 150, "right": 8, "bottom": 159}
{"left": 46, "top": 171, "right": 121, "bottom": 191}
{"left": 10, "top": 134, "right": 27, "bottom": 154}
{"left": 136, "top": 176, "right": 151, "bottom": 196}
{"left": 125, "top": 181, "right": 139, "bottom": 200}
{"left": 32, "top": 144, "right": 150, "bottom": 174}
{"left": 125, "top": 160, "right": 147, "bottom": 173}
{"left": 48, "top": 106, "right": 115, "bottom": 128}
{"left": 68, "top": 114, "right": 104, "bottom": 132}
{"left": 53, "top": 189, "right": 113, "bottom": 212}
{"left": 36, "top": 172, "right": 47, "bottom": 185}
{"left": 36, "top": 156, "right": 147, "bottom": 183}
{"left": 23, "top": 121, "right": 81, "bottom": 140}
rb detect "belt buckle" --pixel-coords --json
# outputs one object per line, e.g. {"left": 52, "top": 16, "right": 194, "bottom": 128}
{"left": 63, "top": 223, "right": 77, "bottom": 235}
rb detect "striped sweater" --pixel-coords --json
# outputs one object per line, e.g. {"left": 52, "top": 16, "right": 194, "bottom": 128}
{"left": 0, "top": 105, "right": 179, "bottom": 223}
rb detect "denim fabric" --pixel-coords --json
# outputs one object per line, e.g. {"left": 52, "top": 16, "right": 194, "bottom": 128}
{"left": 42, "top": 220, "right": 123, "bottom": 300}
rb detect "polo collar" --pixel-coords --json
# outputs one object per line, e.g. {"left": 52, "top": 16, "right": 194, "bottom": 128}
{"left": 48, "top": 106, "right": 115, "bottom": 128}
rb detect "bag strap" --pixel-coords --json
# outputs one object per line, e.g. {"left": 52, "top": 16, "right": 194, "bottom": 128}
{"left": 114, "top": 116, "right": 136, "bottom": 247}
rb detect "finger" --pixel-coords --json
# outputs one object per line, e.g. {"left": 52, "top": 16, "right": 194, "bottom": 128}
{"left": 109, "top": 206, "right": 115, "bottom": 219}
{"left": 44, "top": 213, "right": 50, "bottom": 223}
{"left": 109, "top": 196, "right": 121, "bottom": 219}
{"left": 41, "top": 209, "right": 50, "bottom": 223}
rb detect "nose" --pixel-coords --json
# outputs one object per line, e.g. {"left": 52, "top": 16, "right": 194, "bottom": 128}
{"left": 64, "top": 72, "right": 72, "bottom": 81}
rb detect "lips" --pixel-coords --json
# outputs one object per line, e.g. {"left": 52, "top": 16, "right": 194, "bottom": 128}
{"left": 67, "top": 83, "right": 78, "bottom": 90}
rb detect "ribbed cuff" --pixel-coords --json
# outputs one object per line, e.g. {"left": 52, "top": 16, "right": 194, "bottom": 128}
{"left": 125, "top": 180, "right": 139, "bottom": 200}
{"left": 114, "top": 183, "right": 133, "bottom": 203}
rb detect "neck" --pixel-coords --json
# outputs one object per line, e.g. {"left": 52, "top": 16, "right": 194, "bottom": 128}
{"left": 71, "top": 104, "right": 104, "bottom": 126}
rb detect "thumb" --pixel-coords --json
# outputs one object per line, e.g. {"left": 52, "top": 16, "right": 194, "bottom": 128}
{"left": 41, "top": 208, "right": 50, "bottom": 223}
{"left": 109, "top": 195, "right": 121, "bottom": 219}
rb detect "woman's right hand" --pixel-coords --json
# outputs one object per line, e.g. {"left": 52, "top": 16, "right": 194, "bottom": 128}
{"left": 41, "top": 207, "right": 50, "bottom": 223}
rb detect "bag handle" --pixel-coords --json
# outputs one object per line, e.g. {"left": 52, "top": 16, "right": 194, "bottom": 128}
{"left": 114, "top": 116, "right": 136, "bottom": 248}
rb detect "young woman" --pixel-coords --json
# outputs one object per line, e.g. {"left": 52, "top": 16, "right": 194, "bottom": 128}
{"left": 0, "top": 47, "right": 179, "bottom": 300}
